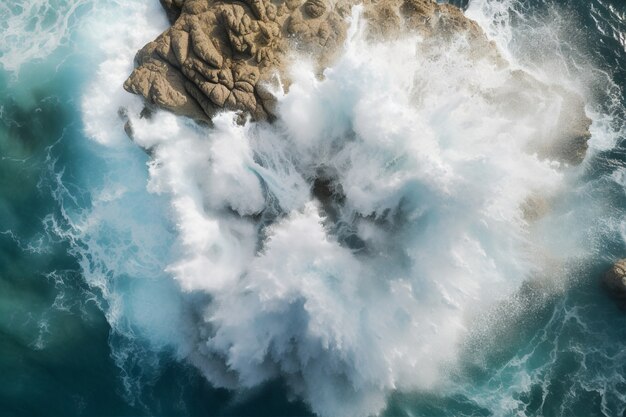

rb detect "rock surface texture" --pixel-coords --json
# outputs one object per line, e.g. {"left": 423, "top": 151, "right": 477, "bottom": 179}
{"left": 124, "top": 0, "right": 510, "bottom": 122}
{"left": 125, "top": 0, "right": 591, "bottom": 163}
{"left": 126, "top": 0, "right": 357, "bottom": 122}
{"left": 604, "top": 259, "right": 626, "bottom": 308}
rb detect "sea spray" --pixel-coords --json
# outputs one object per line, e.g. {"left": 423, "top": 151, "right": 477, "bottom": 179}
{"left": 72, "top": 7, "right": 598, "bottom": 415}
{"left": 40, "top": 0, "right": 193, "bottom": 407}
{"left": 0, "top": 0, "right": 624, "bottom": 415}
{"left": 14, "top": 1, "right": 620, "bottom": 416}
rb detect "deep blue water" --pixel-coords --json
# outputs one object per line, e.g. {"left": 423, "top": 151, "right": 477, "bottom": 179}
{"left": 1, "top": 0, "right": 625, "bottom": 416}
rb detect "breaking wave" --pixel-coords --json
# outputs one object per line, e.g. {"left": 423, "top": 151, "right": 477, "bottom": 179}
{"left": 14, "top": 0, "right": 623, "bottom": 416}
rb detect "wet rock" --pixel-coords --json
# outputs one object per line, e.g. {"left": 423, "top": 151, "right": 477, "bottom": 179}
{"left": 603, "top": 259, "right": 626, "bottom": 308}
{"left": 521, "top": 194, "right": 550, "bottom": 223}
{"left": 160, "top": 0, "right": 185, "bottom": 23}
{"left": 304, "top": 0, "right": 327, "bottom": 18}
{"left": 124, "top": 0, "right": 592, "bottom": 165}
{"left": 124, "top": 0, "right": 353, "bottom": 122}
{"left": 124, "top": 0, "right": 495, "bottom": 123}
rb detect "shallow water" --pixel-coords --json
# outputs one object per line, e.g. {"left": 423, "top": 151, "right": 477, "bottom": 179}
{"left": 1, "top": 0, "right": 625, "bottom": 416}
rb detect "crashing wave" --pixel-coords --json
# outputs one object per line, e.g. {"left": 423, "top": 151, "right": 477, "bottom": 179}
{"left": 91, "top": 1, "right": 599, "bottom": 415}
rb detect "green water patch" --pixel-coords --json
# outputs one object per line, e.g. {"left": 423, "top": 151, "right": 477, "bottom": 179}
{"left": 0, "top": 58, "right": 138, "bottom": 415}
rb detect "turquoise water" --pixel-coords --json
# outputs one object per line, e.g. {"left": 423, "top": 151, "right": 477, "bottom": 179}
{"left": 1, "top": 0, "right": 626, "bottom": 416}
{"left": 0, "top": 15, "right": 312, "bottom": 415}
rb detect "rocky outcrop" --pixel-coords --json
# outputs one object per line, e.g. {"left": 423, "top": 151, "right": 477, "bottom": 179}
{"left": 124, "top": 0, "right": 503, "bottom": 123}
{"left": 124, "top": 0, "right": 591, "bottom": 163}
{"left": 125, "top": 0, "right": 357, "bottom": 122}
{"left": 604, "top": 259, "right": 626, "bottom": 308}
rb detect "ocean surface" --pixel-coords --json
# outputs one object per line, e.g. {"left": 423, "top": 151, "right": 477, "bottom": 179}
{"left": 0, "top": 0, "right": 625, "bottom": 416}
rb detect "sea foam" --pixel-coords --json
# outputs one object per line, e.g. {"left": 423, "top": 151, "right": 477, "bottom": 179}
{"left": 2, "top": 0, "right": 624, "bottom": 414}
{"left": 87, "top": 7, "right": 592, "bottom": 415}
{"left": 40, "top": 1, "right": 615, "bottom": 416}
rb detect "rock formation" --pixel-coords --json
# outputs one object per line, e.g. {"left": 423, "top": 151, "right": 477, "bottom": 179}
{"left": 604, "top": 259, "right": 626, "bottom": 308}
{"left": 124, "top": 0, "right": 507, "bottom": 121}
{"left": 125, "top": 0, "right": 357, "bottom": 122}
{"left": 124, "top": 0, "right": 591, "bottom": 163}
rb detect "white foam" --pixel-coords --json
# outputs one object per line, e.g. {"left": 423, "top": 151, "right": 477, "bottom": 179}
{"left": 64, "top": 1, "right": 620, "bottom": 415}
{"left": 116, "top": 10, "right": 588, "bottom": 415}
{"left": 79, "top": 1, "right": 169, "bottom": 146}
{"left": 38, "top": 0, "right": 193, "bottom": 402}
{"left": 0, "top": 0, "right": 90, "bottom": 74}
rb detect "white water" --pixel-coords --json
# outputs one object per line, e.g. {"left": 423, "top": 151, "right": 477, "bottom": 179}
{"left": 11, "top": 0, "right": 618, "bottom": 416}
{"left": 66, "top": 4, "right": 601, "bottom": 416}
{"left": 0, "top": 0, "right": 90, "bottom": 74}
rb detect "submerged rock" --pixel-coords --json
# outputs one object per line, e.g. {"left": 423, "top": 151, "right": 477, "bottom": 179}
{"left": 603, "top": 259, "right": 626, "bottom": 308}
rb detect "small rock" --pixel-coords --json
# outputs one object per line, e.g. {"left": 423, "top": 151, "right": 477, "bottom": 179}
{"left": 603, "top": 259, "right": 626, "bottom": 307}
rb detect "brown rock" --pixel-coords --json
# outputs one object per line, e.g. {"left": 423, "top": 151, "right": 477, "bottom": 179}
{"left": 604, "top": 259, "right": 626, "bottom": 307}
{"left": 160, "top": 0, "right": 185, "bottom": 23}
{"left": 125, "top": 0, "right": 353, "bottom": 122}
{"left": 124, "top": 0, "right": 495, "bottom": 123}
{"left": 124, "top": 0, "right": 592, "bottom": 165}
{"left": 304, "top": 0, "right": 327, "bottom": 18}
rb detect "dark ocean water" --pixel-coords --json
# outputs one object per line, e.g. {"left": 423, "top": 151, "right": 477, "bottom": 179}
{"left": 0, "top": 0, "right": 625, "bottom": 416}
